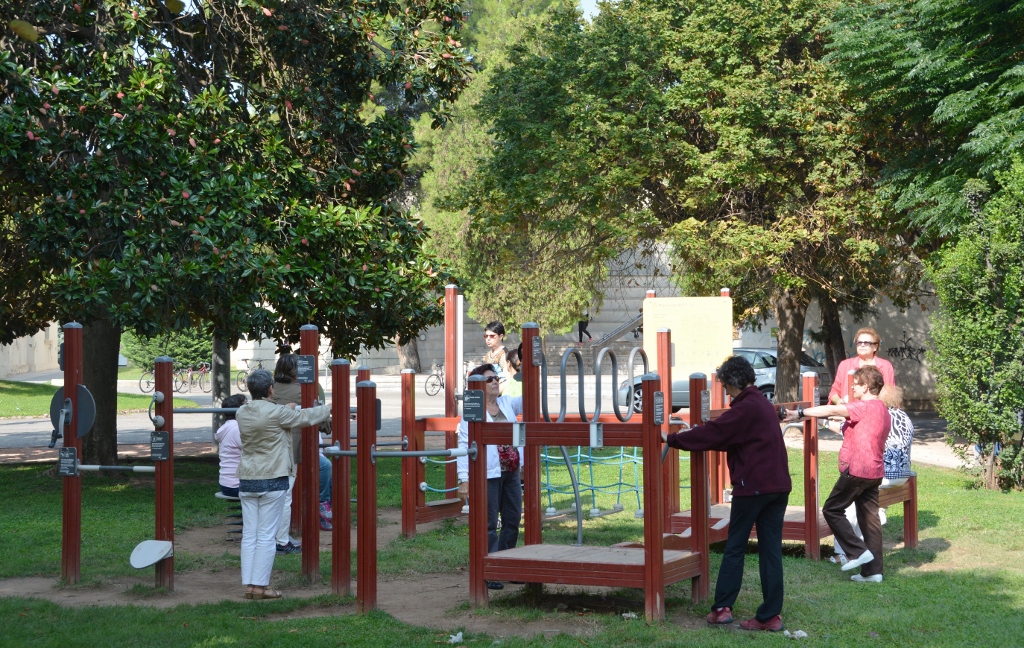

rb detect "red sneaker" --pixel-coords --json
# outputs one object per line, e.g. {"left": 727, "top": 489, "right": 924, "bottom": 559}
{"left": 740, "top": 615, "right": 783, "bottom": 632}
{"left": 706, "top": 607, "right": 733, "bottom": 624}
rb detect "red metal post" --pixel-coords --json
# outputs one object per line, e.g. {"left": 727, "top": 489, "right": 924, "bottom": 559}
{"left": 641, "top": 373, "right": 666, "bottom": 622}
{"left": 401, "top": 369, "right": 418, "bottom": 537}
{"left": 466, "top": 376, "right": 489, "bottom": 608}
{"left": 689, "top": 372, "right": 710, "bottom": 603}
{"left": 331, "top": 359, "right": 351, "bottom": 596}
{"left": 444, "top": 285, "right": 459, "bottom": 491}
{"left": 356, "top": 379, "right": 378, "bottom": 611}
{"left": 656, "top": 330, "right": 678, "bottom": 524}
{"left": 520, "top": 324, "right": 542, "bottom": 546}
{"left": 61, "top": 322, "right": 83, "bottom": 585}
{"left": 801, "top": 372, "right": 821, "bottom": 560}
{"left": 357, "top": 366, "right": 370, "bottom": 383}
{"left": 708, "top": 373, "right": 724, "bottom": 505}
{"left": 154, "top": 355, "right": 175, "bottom": 590}
{"left": 299, "top": 325, "right": 320, "bottom": 580}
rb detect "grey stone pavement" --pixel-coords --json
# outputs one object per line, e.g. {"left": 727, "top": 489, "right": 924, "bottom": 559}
{"left": 1, "top": 368, "right": 963, "bottom": 470}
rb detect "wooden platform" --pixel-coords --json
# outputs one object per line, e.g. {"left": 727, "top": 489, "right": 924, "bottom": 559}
{"left": 482, "top": 544, "right": 702, "bottom": 588}
{"left": 415, "top": 498, "right": 465, "bottom": 524}
{"left": 668, "top": 504, "right": 833, "bottom": 545}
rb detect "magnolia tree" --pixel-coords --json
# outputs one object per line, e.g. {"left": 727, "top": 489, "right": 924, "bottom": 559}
{"left": 1, "top": 0, "right": 470, "bottom": 463}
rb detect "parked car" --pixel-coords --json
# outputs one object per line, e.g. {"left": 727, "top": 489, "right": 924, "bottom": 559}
{"left": 616, "top": 348, "right": 831, "bottom": 411}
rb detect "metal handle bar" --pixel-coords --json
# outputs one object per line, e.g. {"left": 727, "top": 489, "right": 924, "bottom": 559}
{"left": 78, "top": 465, "right": 155, "bottom": 474}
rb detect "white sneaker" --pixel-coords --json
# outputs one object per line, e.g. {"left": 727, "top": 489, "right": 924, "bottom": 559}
{"left": 851, "top": 574, "right": 883, "bottom": 583}
{"left": 879, "top": 508, "right": 888, "bottom": 525}
{"left": 829, "top": 554, "right": 849, "bottom": 566}
{"left": 841, "top": 549, "right": 874, "bottom": 571}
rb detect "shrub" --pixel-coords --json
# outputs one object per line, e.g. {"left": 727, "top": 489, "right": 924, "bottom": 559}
{"left": 122, "top": 328, "right": 211, "bottom": 370}
{"left": 929, "top": 160, "right": 1024, "bottom": 489}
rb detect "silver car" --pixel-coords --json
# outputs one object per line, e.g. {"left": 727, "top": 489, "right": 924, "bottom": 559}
{"left": 616, "top": 348, "right": 831, "bottom": 411}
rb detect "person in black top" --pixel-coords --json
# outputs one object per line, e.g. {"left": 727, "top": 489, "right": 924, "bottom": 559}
{"left": 663, "top": 355, "right": 791, "bottom": 632}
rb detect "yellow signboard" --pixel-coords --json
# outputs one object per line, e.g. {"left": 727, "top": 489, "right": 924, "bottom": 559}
{"left": 642, "top": 296, "right": 734, "bottom": 379}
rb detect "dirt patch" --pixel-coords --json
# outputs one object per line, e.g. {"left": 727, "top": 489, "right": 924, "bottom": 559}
{"left": 0, "top": 508, "right": 623, "bottom": 639}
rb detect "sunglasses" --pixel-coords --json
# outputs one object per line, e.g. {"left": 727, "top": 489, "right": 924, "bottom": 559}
{"left": 484, "top": 333, "right": 499, "bottom": 339}
{"left": 484, "top": 376, "right": 499, "bottom": 384}
{"left": 855, "top": 340, "right": 877, "bottom": 346}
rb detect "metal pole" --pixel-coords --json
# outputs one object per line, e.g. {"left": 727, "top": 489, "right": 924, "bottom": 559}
{"left": 401, "top": 369, "right": 418, "bottom": 538}
{"left": 154, "top": 355, "right": 175, "bottom": 590}
{"left": 467, "top": 376, "right": 488, "bottom": 608}
{"left": 331, "top": 359, "right": 351, "bottom": 596}
{"left": 356, "top": 380, "right": 378, "bottom": 611}
{"left": 61, "top": 322, "right": 83, "bottom": 585}
{"left": 657, "top": 328, "right": 678, "bottom": 523}
{"left": 802, "top": 371, "right": 821, "bottom": 560}
{"left": 641, "top": 373, "right": 666, "bottom": 621}
{"left": 300, "top": 325, "right": 320, "bottom": 581}
{"left": 689, "top": 372, "right": 710, "bottom": 603}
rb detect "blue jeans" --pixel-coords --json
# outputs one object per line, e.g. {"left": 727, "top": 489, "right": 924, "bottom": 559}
{"left": 487, "top": 470, "right": 522, "bottom": 553}
{"left": 319, "top": 455, "right": 332, "bottom": 503}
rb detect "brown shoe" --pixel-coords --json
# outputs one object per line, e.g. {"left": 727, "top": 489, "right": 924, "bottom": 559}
{"left": 707, "top": 607, "right": 733, "bottom": 624}
{"left": 740, "top": 615, "right": 783, "bottom": 632}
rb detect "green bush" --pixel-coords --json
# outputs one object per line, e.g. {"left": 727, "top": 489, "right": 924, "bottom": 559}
{"left": 121, "top": 328, "right": 211, "bottom": 370}
{"left": 929, "top": 159, "right": 1024, "bottom": 490}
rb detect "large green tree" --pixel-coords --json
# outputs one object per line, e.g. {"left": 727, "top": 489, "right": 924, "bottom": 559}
{"left": 827, "top": 0, "right": 1024, "bottom": 240}
{"left": 1, "top": 0, "right": 469, "bottom": 462}
{"left": 929, "top": 160, "right": 1024, "bottom": 489}
{"left": 452, "top": 0, "right": 920, "bottom": 400}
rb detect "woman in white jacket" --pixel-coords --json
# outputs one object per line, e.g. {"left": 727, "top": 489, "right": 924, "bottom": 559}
{"left": 456, "top": 364, "right": 523, "bottom": 590}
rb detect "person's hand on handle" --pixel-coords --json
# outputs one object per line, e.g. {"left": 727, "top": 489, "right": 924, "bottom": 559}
{"left": 458, "top": 482, "right": 469, "bottom": 500}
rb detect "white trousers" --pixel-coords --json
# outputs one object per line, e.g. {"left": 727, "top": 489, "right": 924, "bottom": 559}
{"left": 833, "top": 477, "right": 908, "bottom": 556}
{"left": 275, "top": 475, "right": 296, "bottom": 546}
{"left": 240, "top": 488, "right": 287, "bottom": 586}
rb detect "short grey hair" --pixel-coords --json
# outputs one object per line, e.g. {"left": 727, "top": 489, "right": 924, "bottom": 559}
{"left": 247, "top": 369, "right": 274, "bottom": 400}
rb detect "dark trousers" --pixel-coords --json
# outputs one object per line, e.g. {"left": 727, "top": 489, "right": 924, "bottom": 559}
{"left": 823, "top": 471, "right": 884, "bottom": 576}
{"left": 487, "top": 470, "right": 522, "bottom": 552}
{"left": 715, "top": 491, "right": 789, "bottom": 621}
{"left": 578, "top": 321, "right": 592, "bottom": 342}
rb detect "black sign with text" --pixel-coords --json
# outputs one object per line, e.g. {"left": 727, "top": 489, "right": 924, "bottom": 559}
{"left": 296, "top": 355, "right": 317, "bottom": 384}
{"left": 463, "top": 390, "right": 485, "bottom": 422}
{"left": 653, "top": 391, "right": 664, "bottom": 425}
{"left": 151, "top": 431, "right": 169, "bottom": 461}
{"left": 58, "top": 447, "right": 77, "bottom": 477}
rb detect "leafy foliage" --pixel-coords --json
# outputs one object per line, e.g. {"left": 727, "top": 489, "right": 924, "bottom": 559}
{"left": 0, "top": 0, "right": 472, "bottom": 352}
{"left": 929, "top": 159, "right": 1024, "bottom": 490}
{"left": 827, "top": 0, "right": 1024, "bottom": 240}
{"left": 121, "top": 328, "right": 210, "bottom": 370}
{"left": 450, "top": 0, "right": 920, "bottom": 398}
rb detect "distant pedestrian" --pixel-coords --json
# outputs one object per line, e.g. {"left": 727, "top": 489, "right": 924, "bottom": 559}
{"left": 215, "top": 394, "right": 249, "bottom": 498}
{"left": 578, "top": 311, "right": 593, "bottom": 345}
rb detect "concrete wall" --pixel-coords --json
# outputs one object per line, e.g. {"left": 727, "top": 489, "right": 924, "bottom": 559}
{"left": 0, "top": 323, "right": 60, "bottom": 379}
{"left": 737, "top": 296, "right": 936, "bottom": 407}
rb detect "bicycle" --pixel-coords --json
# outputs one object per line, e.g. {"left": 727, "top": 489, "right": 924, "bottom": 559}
{"left": 139, "top": 369, "right": 155, "bottom": 393}
{"left": 236, "top": 358, "right": 263, "bottom": 393}
{"left": 424, "top": 363, "right": 444, "bottom": 396}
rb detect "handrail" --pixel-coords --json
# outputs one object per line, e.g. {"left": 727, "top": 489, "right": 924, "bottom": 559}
{"left": 590, "top": 312, "right": 643, "bottom": 349}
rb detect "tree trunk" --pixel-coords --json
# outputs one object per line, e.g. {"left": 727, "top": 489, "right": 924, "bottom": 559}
{"left": 81, "top": 318, "right": 120, "bottom": 466}
{"left": 774, "top": 290, "right": 809, "bottom": 404}
{"left": 819, "top": 298, "right": 847, "bottom": 380}
{"left": 211, "top": 336, "right": 231, "bottom": 437}
{"left": 396, "top": 335, "right": 421, "bottom": 373}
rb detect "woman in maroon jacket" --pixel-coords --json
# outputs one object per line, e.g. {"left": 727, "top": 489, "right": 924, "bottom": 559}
{"left": 663, "top": 355, "right": 791, "bottom": 632}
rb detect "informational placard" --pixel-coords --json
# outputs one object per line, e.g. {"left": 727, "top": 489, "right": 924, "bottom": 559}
{"left": 653, "top": 392, "right": 665, "bottom": 425}
{"left": 58, "top": 447, "right": 78, "bottom": 477}
{"left": 151, "top": 431, "right": 169, "bottom": 461}
{"left": 531, "top": 336, "right": 543, "bottom": 367}
{"left": 296, "top": 355, "right": 317, "bottom": 384}
{"left": 813, "top": 387, "right": 820, "bottom": 407}
{"left": 700, "top": 389, "right": 711, "bottom": 423}
{"left": 463, "top": 390, "right": 485, "bottom": 422}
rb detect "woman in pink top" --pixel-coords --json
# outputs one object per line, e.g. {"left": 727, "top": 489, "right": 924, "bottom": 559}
{"left": 828, "top": 327, "right": 895, "bottom": 404}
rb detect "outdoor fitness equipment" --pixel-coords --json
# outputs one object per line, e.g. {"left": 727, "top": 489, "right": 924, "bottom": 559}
{"left": 399, "top": 285, "right": 465, "bottom": 538}
{"left": 465, "top": 324, "right": 712, "bottom": 622}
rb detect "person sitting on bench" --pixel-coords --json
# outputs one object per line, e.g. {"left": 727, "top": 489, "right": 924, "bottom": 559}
{"left": 215, "top": 394, "right": 249, "bottom": 498}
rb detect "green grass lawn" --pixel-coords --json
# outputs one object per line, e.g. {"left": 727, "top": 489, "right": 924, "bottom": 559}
{"left": 2, "top": 450, "right": 1024, "bottom": 646}
{"left": 0, "top": 380, "right": 196, "bottom": 417}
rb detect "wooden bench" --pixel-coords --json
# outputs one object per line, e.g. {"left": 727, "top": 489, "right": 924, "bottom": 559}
{"left": 877, "top": 472, "right": 918, "bottom": 548}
